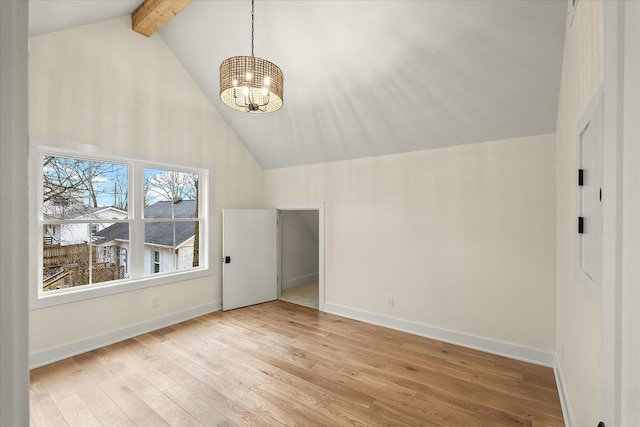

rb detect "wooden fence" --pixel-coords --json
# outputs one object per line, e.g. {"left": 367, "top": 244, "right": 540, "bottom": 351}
{"left": 43, "top": 243, "right": 92, "bottom": 268}
{"left": 43, "top": 243, "right": 125, "bottom": 291}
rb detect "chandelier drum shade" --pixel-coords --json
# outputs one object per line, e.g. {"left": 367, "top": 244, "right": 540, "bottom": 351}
{"left": 219, "top": 0, "right": 284, "bottom": 113}
{"left": 219, "top": 55, "right": 284, "bottom": 113}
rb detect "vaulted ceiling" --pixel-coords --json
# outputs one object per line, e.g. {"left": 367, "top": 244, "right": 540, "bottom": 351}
{"left": 29, "top": 0, "right": 567, "bottom": 170}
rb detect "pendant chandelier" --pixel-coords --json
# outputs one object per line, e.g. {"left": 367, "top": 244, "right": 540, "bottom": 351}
{"left": 219, "top": 0, "right": 284, "bottom": 113}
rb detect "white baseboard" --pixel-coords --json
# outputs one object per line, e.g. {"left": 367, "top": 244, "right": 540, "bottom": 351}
{"left": 323, "top": 302, "right": 555, "bottom": 367}
{"left": 553, "top": 354, "right": 574, "bottom": 427}
{"left": 29, "top": 300, "right": 221, "bottom": 369}
{"left": 282, "top": 273, "right": 319, "bottom": 290}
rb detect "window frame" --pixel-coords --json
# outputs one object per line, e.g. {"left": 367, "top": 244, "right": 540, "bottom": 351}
{"left": 30, "top": 139, "right": 212, "bottom": 309}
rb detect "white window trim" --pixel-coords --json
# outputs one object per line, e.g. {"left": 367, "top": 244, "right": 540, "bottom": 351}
{"left": 29, "top": 137, "right": 213, "bottom": 309}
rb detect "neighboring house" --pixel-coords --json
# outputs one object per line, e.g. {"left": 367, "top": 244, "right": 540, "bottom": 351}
{"left": 94, "top": 200, "right": 196, "bottom": 276}
{"left": 43, "top": 205, "right": 128, "bottom": 246}
{"left": 41, "top": 205, "right": 129, "bottom": 291}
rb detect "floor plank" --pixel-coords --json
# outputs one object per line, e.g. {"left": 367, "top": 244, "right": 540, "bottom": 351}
{"left": 30, "top": 300, "right": 564, "bottom": 426}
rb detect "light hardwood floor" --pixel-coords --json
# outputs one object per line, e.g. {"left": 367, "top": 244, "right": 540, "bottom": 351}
{"left": 30, "top": 301, "right": 564, "bottom": 426}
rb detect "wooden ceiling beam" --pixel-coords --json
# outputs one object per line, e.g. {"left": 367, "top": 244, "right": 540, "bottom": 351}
{"left": 132, "top": 0, "right": 191, "bottom": 37}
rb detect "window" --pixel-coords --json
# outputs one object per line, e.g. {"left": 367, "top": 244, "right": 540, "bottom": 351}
{"left": 88, "top": 223, "right": 100, "bottom": 235}
{"left": 143, "top": 167, "right": 201, "bottom": 277}
{"left": 153, "top": 250, "right": 161, "bottom": 274}
{"left": 34, "top": 145, "right": 210, "bottom": 307}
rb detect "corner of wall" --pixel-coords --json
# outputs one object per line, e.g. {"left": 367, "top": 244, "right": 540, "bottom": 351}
{"left": 554, "top": 354, "right": 575, "bottom": 427}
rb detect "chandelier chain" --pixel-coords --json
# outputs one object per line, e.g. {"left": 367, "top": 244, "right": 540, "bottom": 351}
{"left": 251, "top": 0, "right": 255, "bottom": 57}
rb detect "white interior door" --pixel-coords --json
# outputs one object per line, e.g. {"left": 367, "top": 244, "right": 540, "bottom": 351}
{"left": 222, "top": 209, "right": 278, "bottom": 310}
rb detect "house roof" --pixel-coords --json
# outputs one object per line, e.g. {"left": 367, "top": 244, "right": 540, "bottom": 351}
{"left": 44, "top": 205, "right": 127, "bottom": 221}
{"left": 94, "top": 200, "right": 196, "bottom": 248}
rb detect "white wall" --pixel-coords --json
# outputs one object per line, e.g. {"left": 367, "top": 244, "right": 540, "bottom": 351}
{"left": 554, "top": 1, "right": 604, "bottom": 425}
{"left": 265, "top": 134, "right": 556, "bottom": 353}
{"left": 28, "top": 16, "right": 264, "bottom": 358}
{"left": 0, "top": 1, "right": 30, "bottom": 425}
{"left": 280, "top": 210, "right": 319, "bottom": 287}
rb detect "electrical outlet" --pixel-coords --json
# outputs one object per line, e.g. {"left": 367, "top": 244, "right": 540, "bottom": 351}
{"left": 386, "top": 295, "right": 394, "bottom": 307}
{"left": 152, "top": 297, "right": 160, "bottom": 308}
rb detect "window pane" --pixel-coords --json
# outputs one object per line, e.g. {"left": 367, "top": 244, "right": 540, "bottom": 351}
{"left": 144, "top": 167, "right": 198, "bottom": 218}
{"left": 144, "top": 221, "right": 199, "bottom": 276}
{"left": 43, "top": 155, "right": 128, "bottom": 220}
{"left": 180, "top": 222, "right": 200, "bottom": 269}
{"left": 42, "top": 229, "right": 91, "bottom": 291}
{"left": 42, "top": 222, "right": 131, "bottom": 292}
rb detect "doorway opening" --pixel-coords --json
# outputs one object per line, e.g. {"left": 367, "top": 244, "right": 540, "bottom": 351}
{"left": 276, "top": 206, "right": 324, "bottom": 311}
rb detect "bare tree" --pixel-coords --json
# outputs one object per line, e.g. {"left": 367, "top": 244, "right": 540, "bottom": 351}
{"left": 111, "top": 169, "right": 128, "bottom": 210}
{"left": 43, "top": 156, "right": 87, "bottom": 206}
{"left": 144, "top": 170, "right": 198, "bottom": 203}
{"left": 77, "top": 160, "right": 120, "bottom": 208}
{"left": 43, "top": 155, "right": 126, "bottom": 213}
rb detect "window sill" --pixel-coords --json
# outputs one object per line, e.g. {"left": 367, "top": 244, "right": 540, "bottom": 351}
{"left": 30, "top": 267, "right": 212, "bottom": 310}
